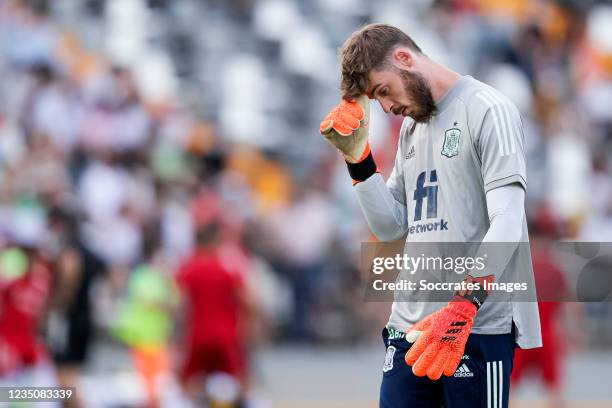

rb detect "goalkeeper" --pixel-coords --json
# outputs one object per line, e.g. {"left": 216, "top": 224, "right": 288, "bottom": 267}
{"left": 320, "top": 24, "right": 541, "bottom": 408}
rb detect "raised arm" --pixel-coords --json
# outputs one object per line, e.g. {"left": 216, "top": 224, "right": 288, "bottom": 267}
{"left": 319, "top": 97, "right": 409, "bottom": 241}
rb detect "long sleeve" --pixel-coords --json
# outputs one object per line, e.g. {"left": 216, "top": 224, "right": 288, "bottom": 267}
{"left": 354, "top": 173, "right": 408, "bottom": 241}
{"left": 483, "top": 183, "right": 525, "bottom": 243}
{"left": 469, "top": 183, "right": 525, "bottom": 280}
{"left": 354, "top": 122, "right": 411, "bottom": 241}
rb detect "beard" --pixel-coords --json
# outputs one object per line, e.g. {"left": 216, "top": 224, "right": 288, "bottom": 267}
{"left": 397, "top": 69, "right": 437, "bottom": 123}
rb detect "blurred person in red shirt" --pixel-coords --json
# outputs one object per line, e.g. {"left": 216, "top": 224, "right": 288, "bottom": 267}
{"left": 176, "top": 191, "right": 253, "bottom": 406}
{"left": 0, "top": 247, "right": 51, "bottom": 377}
{"left": 512, "top": 205, "right": 577, "bottom": 408}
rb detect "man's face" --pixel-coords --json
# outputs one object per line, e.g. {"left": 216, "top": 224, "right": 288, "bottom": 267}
{"left": 367, "top": 67, "right": 436, "bottom": 123}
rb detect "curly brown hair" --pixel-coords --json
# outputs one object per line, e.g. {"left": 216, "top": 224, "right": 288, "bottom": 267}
{"left": 339, "top": 24, "right": 423, "bottom": 100}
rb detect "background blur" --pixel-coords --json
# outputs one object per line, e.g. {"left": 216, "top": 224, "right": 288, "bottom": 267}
{"left": 0, "top": 0, "right": 611, "bottom": 407}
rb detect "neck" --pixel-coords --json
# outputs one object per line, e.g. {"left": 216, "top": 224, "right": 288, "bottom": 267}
{"left": 422, "top": 59, "right": 461, "bottom": 102}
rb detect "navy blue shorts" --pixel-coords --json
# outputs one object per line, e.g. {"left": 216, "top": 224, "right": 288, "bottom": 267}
{"left": 380, "top": 327, "right": 516, "bottom": 408}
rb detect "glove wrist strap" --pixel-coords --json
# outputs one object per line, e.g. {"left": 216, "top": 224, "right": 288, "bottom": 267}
{"left": 346, "top": 149, "right": 377, "bottom": 184}
{"left": 456, "top": 288, "right": 488, "bottom": 310}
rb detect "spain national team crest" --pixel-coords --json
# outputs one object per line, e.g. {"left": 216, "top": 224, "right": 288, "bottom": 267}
{"left": 441, "top": 128, "right": 461, "bottom": 158}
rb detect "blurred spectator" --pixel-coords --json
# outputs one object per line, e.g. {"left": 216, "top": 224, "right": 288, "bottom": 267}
{"left": 113, "top": 264, "right": 177, "bottom": 408}
{"left": 80, "top": 67, "right": 151, "bottom": 155}
{"left": 512, "top": 206, "right": 584, "bottom": 408}
{"left": 44, "top": 206, "right": 106, "bottom": 408}
{"left": 0, "top": 247, "right": 51, "bottom": 377}
{"left": 175, "top": 216, "right": 253, "bottom": 406}
{"left": 261, "top": 182, "right": 335, "bottom": 340}
{"left": 20, "top": 63, "right": 81, "bottom": 154}
{"left": 512, "top": 221, "right": 565, "bottom": 407}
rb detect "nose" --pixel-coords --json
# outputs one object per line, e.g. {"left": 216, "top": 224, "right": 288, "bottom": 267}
{"left": 379, "top": 98, "right": 393, "bottom": 114}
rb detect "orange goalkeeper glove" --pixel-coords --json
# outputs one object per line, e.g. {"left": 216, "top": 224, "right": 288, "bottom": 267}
{"left": 319, "top": 95, "right": 370, "bottom": 164}
{"left": 404, "top": 300, "right": 476, "bottom": 380}
{"left": 404, "top": 276, "right": 493, "bottom": 380}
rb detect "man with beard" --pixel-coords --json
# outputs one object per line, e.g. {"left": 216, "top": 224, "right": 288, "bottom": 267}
{"left": 319, "top": 24, "right": 541, "bottom": 408}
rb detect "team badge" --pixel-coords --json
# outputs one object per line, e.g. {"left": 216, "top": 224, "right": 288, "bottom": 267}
{"left": 382, "top": 346, "right": 396, "bottom": 372}
{"left": 441, "top": 127, "right": 461, "bottom": 158}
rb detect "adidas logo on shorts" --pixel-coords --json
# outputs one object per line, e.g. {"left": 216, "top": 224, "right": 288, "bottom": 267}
{"left": 453, "top": 363, "right": 474, "bottom": 378}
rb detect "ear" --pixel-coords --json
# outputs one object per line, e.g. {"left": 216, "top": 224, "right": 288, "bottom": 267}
{"left": 391, "top": 47, "right": 414, "bottom": 70}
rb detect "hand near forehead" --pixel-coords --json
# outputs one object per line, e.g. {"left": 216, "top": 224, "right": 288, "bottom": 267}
{"left": 319, "top": 95, "right": 370, "bottom": 164}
